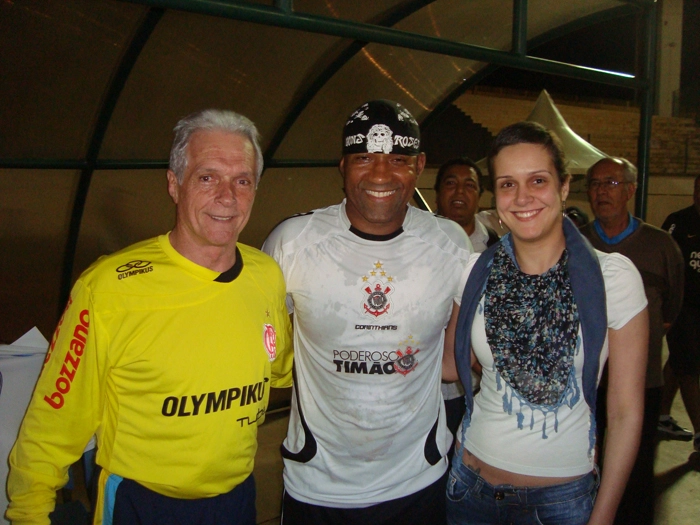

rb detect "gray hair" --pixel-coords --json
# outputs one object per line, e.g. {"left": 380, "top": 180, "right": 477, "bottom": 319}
{"left": 169, "top": 109, "right": 264, "bottom": 185}
{"left": 586, "top": 157, "right": 637, "bottom": 187}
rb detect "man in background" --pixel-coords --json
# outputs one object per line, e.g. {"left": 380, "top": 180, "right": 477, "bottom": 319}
{"left": 658, "top": 174, "right": 700, "bottom": 453}
{"left": 581, "top": 156, "right": 684, "bottom": 525}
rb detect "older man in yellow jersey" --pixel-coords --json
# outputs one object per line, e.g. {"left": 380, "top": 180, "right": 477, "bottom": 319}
{"left": 7, "top": 110, "right": 293, "bottom": 525}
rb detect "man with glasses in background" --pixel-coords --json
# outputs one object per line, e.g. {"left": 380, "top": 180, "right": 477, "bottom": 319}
{"left": 581, "top": 156, "right": 684, "bottom": 525}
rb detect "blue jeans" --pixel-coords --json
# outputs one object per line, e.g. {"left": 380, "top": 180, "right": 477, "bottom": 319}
{"left": 446, "top": 460, "right": 599, "bottom": 525}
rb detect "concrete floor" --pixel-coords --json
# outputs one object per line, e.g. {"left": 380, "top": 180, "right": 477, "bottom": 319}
{"left": 253, "top": 400, "right": 700, "bottom": 525}
{"left": 653, "top": 402, "right": 700, "bottom": 525}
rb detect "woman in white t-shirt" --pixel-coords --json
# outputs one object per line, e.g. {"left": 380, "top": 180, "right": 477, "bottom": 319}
{"left": 443, "top": 122, "right": 648, "bottom": 525}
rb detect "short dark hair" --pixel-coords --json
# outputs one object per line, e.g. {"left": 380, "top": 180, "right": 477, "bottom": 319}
{"left": 487, "top": 121, "right": 568, "bottom": 186}
{"left": 434, "top": 157, "right": 483, "bottom": 194}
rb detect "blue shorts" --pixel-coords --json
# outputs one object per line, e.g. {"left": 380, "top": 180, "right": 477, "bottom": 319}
{"left": 446, "top": 460, "right": 599, "bottom": 525}
{"left": 101, "top": 473, "right": 256, "bottom": 525}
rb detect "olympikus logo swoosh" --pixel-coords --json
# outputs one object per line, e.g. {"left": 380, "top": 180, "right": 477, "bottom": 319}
{"left": 116, "top": 260, "right": 151, "bottom": 272}
{"left": 116, "top": 260, "right": 154, "bottom": 280}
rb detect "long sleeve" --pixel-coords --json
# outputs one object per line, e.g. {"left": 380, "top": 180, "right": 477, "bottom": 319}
{"left": 7, "top": 280, "right": 106, "bottom": 525}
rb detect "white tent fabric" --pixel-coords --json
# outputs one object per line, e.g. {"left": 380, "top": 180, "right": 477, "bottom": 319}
{"left": 526, "top": 90, "right": 608, "bottom": 175}
{"left": 0, "top": 328, "right": 49, "bottom": 523}
{"left": 477, "top": 89, "right": 609, "bottom": 181}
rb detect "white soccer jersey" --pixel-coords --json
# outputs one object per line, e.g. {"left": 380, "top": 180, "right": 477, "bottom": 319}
{"left": 263, "top": 201, "right": 472, "bottom": 508}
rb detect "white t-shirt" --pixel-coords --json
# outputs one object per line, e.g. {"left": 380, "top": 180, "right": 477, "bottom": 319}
{"left": 469, "top": 220, "right": 491, "bottom": 254}
{"left": 464, "top": 251, "right": 647, "bottom": 477}
{"left": 263, "top": 201, "right": 472, "bottom": 507}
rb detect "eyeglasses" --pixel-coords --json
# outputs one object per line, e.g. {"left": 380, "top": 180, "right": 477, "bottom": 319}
{"left": 587, "top": 180, "right": 627, "bottom": 191}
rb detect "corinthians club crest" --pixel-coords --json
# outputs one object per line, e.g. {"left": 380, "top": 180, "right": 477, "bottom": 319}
{"left": 360, "top": 261, "right": 394, "bottom": 318}
{"left": 394, "top": 335, "right": 420, "bottom": 376}
{"left": 395, "top": 346, "right": 420, "bottom": 376}
{"left": 365, "top": 282, "right": 391, "bottom": 317}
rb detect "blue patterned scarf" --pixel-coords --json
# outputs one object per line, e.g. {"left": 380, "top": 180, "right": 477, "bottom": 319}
{"left": 485, "top": 246, "right": 579, "bottom": 409}
{"left": 456, "top": 218, "right": 607, "bottom": 449}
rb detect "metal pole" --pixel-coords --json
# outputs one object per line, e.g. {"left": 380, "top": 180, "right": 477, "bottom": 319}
{"left": 513, "top": 0, "right": 528, "bottom": 56}
{"left": 635, "top": 1, "right": 657, "bottom": 220}
{"left": 121, "top": 0, "right": 640, "bottom": 89}
{"left": 413, "top": 188, "right": 430, "bottom": 212}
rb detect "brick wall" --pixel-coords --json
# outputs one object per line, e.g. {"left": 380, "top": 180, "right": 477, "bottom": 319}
{"left": 451, "top": 89, "right": 700, "bottom": 227}
{"left": 454, "top": 90, "right": 700, "bottom": 176}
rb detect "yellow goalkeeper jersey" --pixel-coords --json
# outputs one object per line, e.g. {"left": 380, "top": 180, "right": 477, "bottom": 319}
{"left": 7, "top": 234, "right": 293, "bottom": 525}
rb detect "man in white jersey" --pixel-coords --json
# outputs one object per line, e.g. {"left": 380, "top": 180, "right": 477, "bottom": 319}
{"left": 263, "top": 100, "right": 473, "bottom": 524}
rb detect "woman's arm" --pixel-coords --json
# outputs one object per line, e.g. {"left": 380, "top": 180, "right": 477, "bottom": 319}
{"left": 588, "top": 308, "right": 648, "bottom": 525}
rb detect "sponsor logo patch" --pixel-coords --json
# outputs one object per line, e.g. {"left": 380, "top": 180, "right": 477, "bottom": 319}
{"left": 393, "top": 346, "right": 419, "bottom": 376}
{"left": 44, "top": 309, "right": 89, "bottom": 409}
{"left": 360, "top": 261, "right": 394, "bottom": 318}
{"left": 355, "top": 324, "right": 398, "bottom": 331}
{"left": 161, "top": 378, "right": 269, "bottom": 426}
{"left": 116, "top": 260, "right": 154, "bottom": 280}
{"left": 263, "top": 323, "right": 277, "bottom": 360}
{"left": 332, "top": 336, "right": 421, "bottom": 377}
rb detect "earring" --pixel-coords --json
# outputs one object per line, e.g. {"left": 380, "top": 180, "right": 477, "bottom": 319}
{"left": 498, "top": 217, "right": 504, "bottom": 230}
{"left": 562, "top": 200, "right": 567, "bottom": 217}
